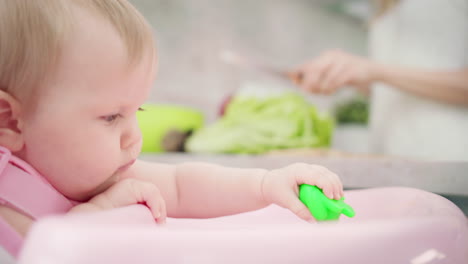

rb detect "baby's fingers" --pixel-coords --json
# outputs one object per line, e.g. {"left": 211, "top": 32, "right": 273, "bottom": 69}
{"left": 146, "top": 193, "right": 167, "bottom": 224}
{"left": 299, "top": 167, "right": 342, "bottom": 200}
{"left": 319, "top": 184, "right": 336, "bottom": 200}
{"left": 285, "top": 193, "right": 316, "bottom": 223}
{"left": 322, "top": 178, "right": 343, "bottom": 201}
{"left": 328, "top": 173, "right": 343, "bottom": 200}
{"left": 133, "top": 181, "right": 167, "bottom": 224}
{"left": 287, "top": 71, "right": 303, "bottom": 85}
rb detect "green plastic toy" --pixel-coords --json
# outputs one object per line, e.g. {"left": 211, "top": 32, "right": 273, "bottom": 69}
{"left": 299, "top": 184, "right": 355, "bottom": 221}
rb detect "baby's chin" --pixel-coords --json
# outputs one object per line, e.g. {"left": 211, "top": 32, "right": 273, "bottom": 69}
{"left": 67, "top": 172, "right": 121, "bottom": 202}
{"left": 64, "top": 164, "right": 136, "bottom": 202}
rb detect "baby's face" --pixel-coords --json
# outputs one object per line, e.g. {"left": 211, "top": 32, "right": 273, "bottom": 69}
{"left": 17, "top": 8, "right": 155, "bottom": 201}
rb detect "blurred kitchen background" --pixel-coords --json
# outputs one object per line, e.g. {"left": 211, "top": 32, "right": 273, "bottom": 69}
{"left": 129, "top": 0, "right": 467, "bottom": 213}
{"left": 131, "top": 0, "right": 371, "bottom": 154}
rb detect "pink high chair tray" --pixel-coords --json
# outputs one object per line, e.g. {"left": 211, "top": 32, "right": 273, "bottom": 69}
{"left": 18, "top": 187, "right": 468, "bottom": 264}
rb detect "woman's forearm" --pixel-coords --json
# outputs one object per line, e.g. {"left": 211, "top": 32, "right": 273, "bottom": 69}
{"left": 373, "top": 64, "right": 468, "bottom": 106}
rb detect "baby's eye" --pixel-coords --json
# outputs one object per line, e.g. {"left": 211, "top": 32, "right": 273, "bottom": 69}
{"left": 138, "top": 107, "right": 145, "bottom": 111}
{"left": 103, "top": 114, "right": 121, "bottom": 123}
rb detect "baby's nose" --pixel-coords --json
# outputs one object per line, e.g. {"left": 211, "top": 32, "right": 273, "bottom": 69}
{"left": 121, "top": 122, "right": 142, "bottom": 151}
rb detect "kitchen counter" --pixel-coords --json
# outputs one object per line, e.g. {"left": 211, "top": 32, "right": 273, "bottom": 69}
{"left": 140, "top": 152, "right": 467, "bottom": 197}
{"left": 141, "top": 152, "right": 468, "bottom": 215}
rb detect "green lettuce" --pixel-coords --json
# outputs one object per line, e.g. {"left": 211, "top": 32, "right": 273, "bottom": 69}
{"left": 186, "top": 93, "right": 333, "bottom": 154}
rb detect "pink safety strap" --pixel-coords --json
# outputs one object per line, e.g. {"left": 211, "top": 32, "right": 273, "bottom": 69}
{"left": 0, "top": 146, "right": 75, "bottom": 257}
{"left": 0, "top": 147, "right": 74, "bottom": 218}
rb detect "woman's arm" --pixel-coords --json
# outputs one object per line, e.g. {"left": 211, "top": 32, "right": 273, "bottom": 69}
{"left": 292, "top": 50, "right": 468, "bottom": 106}
{"left": 373, "top": 65, "right": 468, "bottom": 106}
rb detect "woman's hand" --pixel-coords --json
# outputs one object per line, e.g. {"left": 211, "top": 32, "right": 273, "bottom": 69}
{"left": 70, "top": 178, "right": 167, "bottom": 224}
{"left": 261, "top": 163, "right": 343, "bottom": 222}
{"left": 290, "top": 50, "right": 376, "bottom": 94}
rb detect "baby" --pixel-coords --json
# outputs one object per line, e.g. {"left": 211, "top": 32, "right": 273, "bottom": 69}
{"left": 0, "top": 0, "right": 343, "bottom": 257}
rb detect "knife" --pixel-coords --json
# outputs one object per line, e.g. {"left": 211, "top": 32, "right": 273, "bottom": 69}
{"left": 218, "top": 49, "right": 303, "bottom": 84}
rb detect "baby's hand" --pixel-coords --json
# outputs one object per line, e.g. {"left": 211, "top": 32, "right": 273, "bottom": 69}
{"left": 261, "top": 163, "right": 343, "bottom": 222}
{"left": 71, "top": 178, "right": 167, "bottom": 224}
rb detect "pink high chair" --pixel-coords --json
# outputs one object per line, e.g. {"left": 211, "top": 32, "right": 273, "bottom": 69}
{"left": 18, "top": 187, "right": 468, "bottom": 264}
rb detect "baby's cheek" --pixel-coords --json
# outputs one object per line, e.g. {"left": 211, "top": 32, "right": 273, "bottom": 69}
{"left": 24, "top": 119, "right": 121, "bottom": 199}
{"left": 23, "top": 137, "right": 97, "bottom": 199}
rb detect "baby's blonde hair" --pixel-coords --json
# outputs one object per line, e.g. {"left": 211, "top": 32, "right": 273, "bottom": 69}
{"left": 0, "top": 0, "right": 155, "bottom": 102}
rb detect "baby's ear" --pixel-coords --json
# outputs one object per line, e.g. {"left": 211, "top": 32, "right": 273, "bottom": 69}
{"left": 0, "top": 90, "right": 24, "bottom": 152}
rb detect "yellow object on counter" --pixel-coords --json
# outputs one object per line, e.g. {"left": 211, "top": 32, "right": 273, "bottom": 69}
{"left": 137, "top": 104, "right": 204, "bottom": 153}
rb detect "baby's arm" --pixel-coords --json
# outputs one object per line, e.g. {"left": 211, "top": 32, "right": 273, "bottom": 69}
{"left": 69, "top": 178, "right": 167, "bottom": 223}
{"left": 68, "top": 160, "right": 342, "bottom": 223}
{"left": 132, "top": 160, "right": 343, "bottom": 221}
{"left": 131, "top": 160, "right": 268, "bottom": 218}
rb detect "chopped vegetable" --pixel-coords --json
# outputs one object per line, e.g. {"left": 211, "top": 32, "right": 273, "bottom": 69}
{"left": 186, "top": 93, "right": 333, "bottom": 154}
{"left": 334, "top": 96, "right": 369, "bottom": 125}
